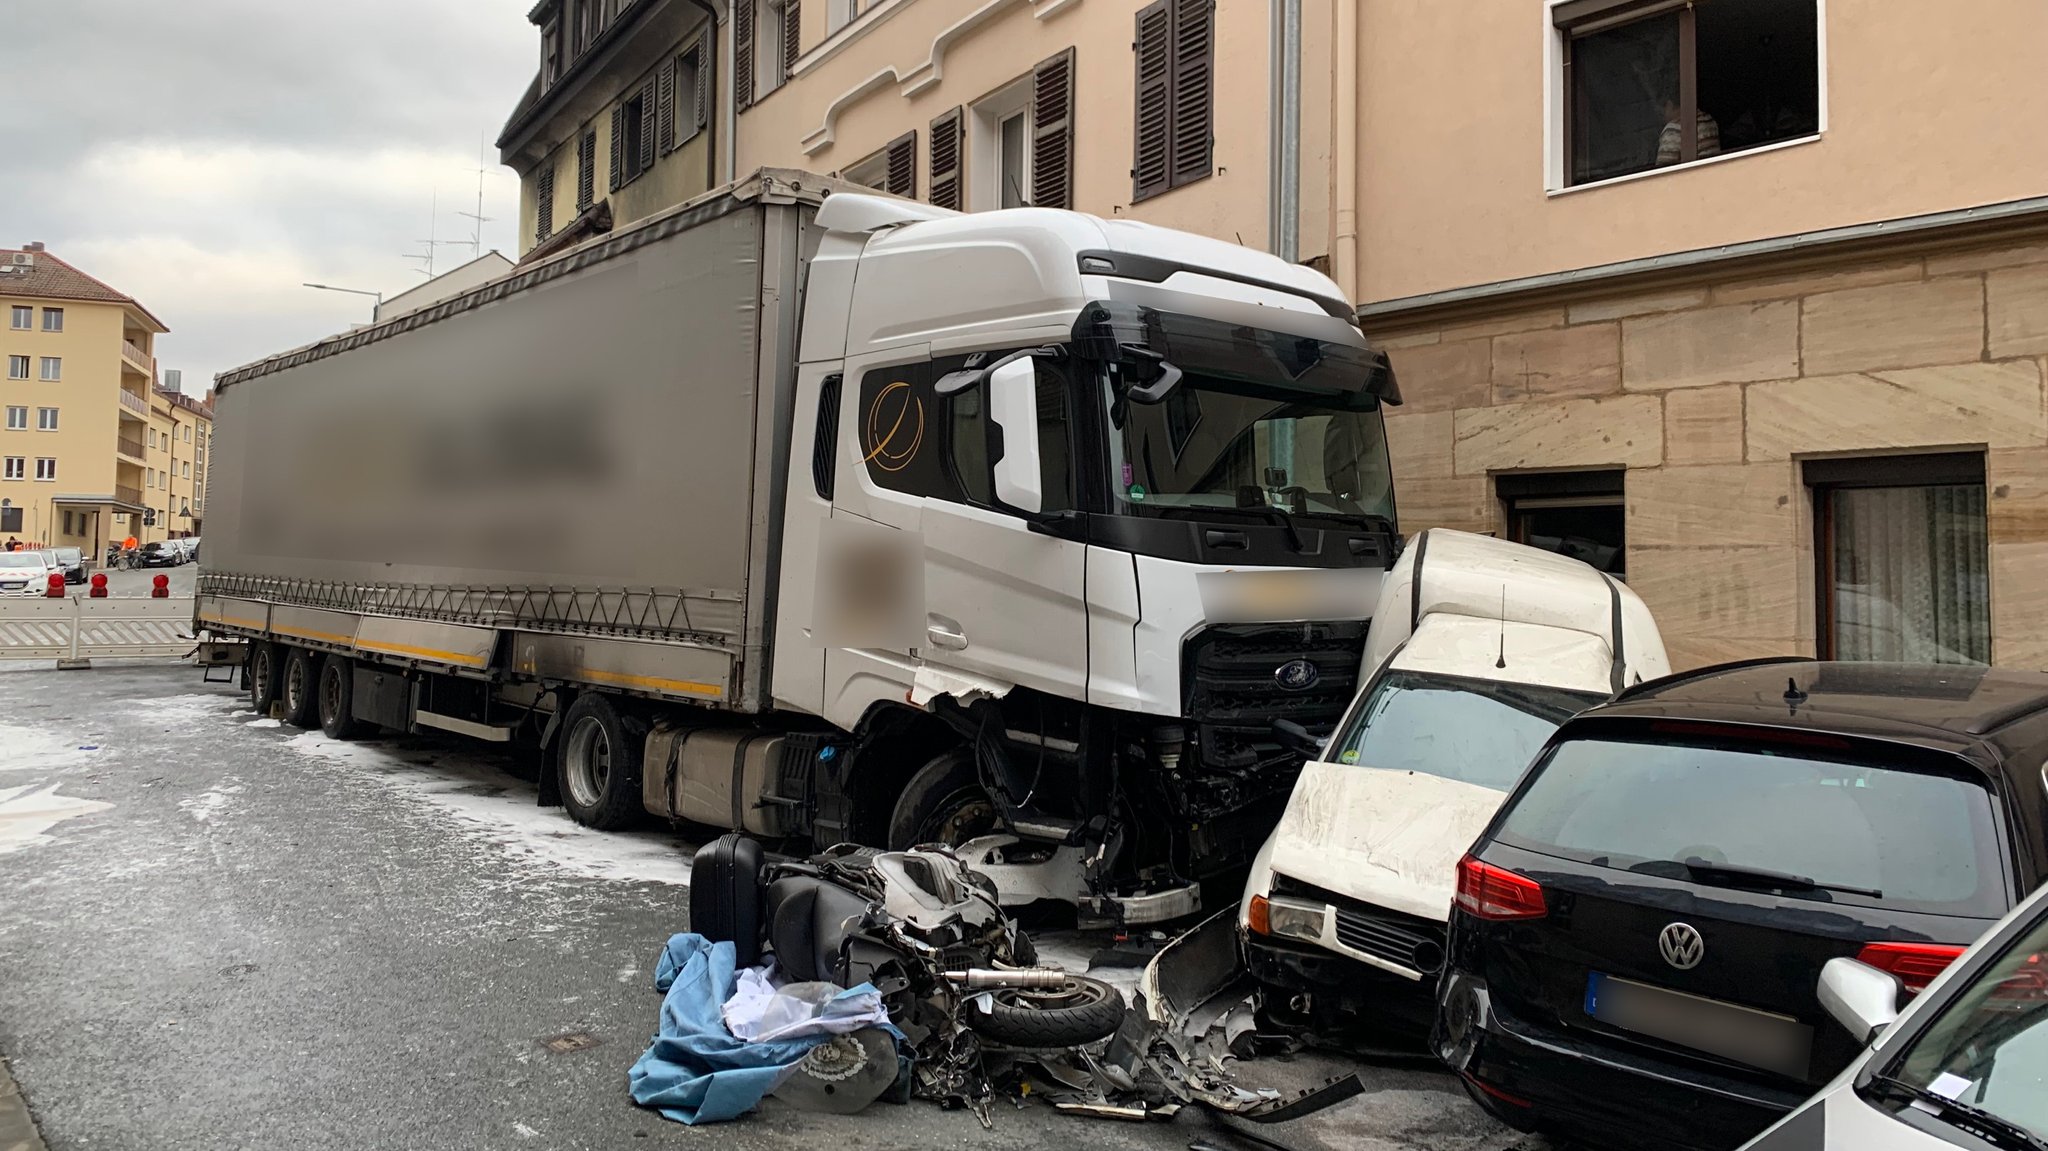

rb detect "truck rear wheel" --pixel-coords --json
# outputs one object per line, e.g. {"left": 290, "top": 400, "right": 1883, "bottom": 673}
{"left": 887, "top": 750, "right": 997, "bottom": 849}
{"left": 281, "top": 648, "right": 320, "bottom": 729}
{"left": 317, "top": 656, "right": 362, "bottom": 740}
{"left": 249, "top": 642, "right": 282, "bottom": 716}
{"left": 556, "top": 693, "right": 644, "bottom": 830}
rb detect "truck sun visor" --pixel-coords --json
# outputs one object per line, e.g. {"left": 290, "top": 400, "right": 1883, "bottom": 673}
{"left": 1071, "top": 302, "right": 1400, "bottom": 406}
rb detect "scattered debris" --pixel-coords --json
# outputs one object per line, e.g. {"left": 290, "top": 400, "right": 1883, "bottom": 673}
{"left": 540, "top": 1031, "right": 603, "bottom": 1055}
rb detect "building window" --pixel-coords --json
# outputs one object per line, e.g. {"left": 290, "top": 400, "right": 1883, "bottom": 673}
{"left": 674, "top": 40, "right": 708, "bottom": 147}
{"left": 184, "top": 425, "right": 191, "bottom": 443}
{"left": 829, "top": 0, "right": 879, "bottom": 33}
{"left": 738, "top": 0, "right": 797, "bottom": 108}
{"left": 610, "top": 86, "right": 654, "bottom": 189}
{"left": 4, "top": 406, "right": 23, "bottom": 430}
{"left": 41, "top": 308, "right": 62, "bottom": 332}
{"left": 183, "top": 461, "right": 191, "bottom": 479}
{"left": 39, "top": 357, "right": 59, "bottom": 381}
{"left": 10, "top": 306, "right": 31, "bottom": 330}
{"left": 34, "top": 457, "right": 55, "bottom": 482}
{"left": 965, "top": 77, "right": 1034, "bottom": 210}
{"left": 2, "top": 457, "right": 22, "bottom": 481}
{"left": 1556, "top": 0, "right": 1821, "bottom": 188}
{"left": 843, "top": 133, "right": 915, "bottom": 197}
{"left": 36, "top": 407, "right": 56, "bottom": 431}
{"left": 147, "top": 428, "right": 156, "bottom": 448}
{"left": 1498, "top": 469, "right": 1628, "bottom": 579}
{"left": 1808, "top": 453, "right": 1989, "bottom": 666}
{"left": 1132, "top": 0, "right": 1214, "bottom": 202}
{"left": 576, "top": 130, "right": 597, "bottom": 213}
{"left": 542, "top": 17, "right": 563, "bottom": 87}
{"left": 6, "top": 356, "right": 25, "bottom": 380}
{"left": 534, "top": 158, "right": 556, "bottom": 245}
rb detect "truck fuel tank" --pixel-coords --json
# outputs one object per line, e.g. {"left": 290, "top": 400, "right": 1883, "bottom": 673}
{"left": 643, "top": 723, "right": 807, "bottom": 837}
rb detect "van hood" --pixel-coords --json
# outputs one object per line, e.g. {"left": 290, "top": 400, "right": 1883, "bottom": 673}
{"left": 1266, "top": 759, "right": 1508, "bottom": 923}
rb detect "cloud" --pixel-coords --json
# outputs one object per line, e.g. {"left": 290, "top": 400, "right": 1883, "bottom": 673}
{"left": 5, "top": 0, "right": 538, "bottom": 390}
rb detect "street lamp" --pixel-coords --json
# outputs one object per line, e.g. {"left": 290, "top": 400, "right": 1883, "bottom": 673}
{"left": 302, "top": 282, "right": 385, "bottom": 322}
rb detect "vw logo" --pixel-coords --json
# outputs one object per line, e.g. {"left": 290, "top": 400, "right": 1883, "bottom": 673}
{"left": 1273, "top": 659, "right": 1320, "bottom": 691}
{"left": 1659, "top": 922, "right": 1706, "bottom": 970}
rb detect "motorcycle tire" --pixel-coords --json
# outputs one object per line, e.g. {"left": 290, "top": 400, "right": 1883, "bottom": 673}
{"left": 965, "top": 974, "right": 1125, "bottom": 1048}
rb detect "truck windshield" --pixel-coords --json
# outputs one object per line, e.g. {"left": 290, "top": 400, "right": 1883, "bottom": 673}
{"left": 1108, "top": 376, "right": 1392, "bottom": 521}
{"left": 1325, "top": 670, "right": 1599, "bottom": 791}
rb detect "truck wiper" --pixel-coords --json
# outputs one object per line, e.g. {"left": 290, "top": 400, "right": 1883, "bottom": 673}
{"left": 1680, "top": 857, "right": 1884, "bottom": 900}
{"left": 1204, "top": 504, "right": 1303, "bottom": 552}
{"left": 1865, "top": 1074, "right": 2048, "bottom": 1151}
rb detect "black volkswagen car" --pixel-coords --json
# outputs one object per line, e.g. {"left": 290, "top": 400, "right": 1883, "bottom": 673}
{"left": 1434, "top": 659, "right": 2048, "bottom": 1151}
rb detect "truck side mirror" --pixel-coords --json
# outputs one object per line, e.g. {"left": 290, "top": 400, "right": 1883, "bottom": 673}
{"left": 987, "top": 357, "right": 1042, "bottom": 514}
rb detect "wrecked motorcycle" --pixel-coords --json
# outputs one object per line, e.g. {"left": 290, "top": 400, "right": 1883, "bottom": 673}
{"left": 690, "top": 834, "right": 1124, "bottom": 1123}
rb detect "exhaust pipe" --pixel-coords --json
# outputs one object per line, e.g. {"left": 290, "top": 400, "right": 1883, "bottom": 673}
{"left": 942, "top": 967, "right": 1069, "bottom": 989}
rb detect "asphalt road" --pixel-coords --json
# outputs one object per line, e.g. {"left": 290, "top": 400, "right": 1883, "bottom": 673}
{"left": 0, "top": 664, "right": 1539, "bottom": 1151}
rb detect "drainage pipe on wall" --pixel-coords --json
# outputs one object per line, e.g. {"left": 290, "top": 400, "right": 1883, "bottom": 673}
{"left": 1268, "top": 0, "right": 1301, "bottom": 263}
{"left": 1332, "top": 0, "right": 1359, "bottom": 301}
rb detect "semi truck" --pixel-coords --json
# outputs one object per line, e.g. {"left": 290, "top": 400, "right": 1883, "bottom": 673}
{"left": 196, "top": 169, "right": 1402, "bottom": 923}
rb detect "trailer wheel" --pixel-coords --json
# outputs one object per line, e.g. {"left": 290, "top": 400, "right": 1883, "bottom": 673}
{"left": 249, "top": 641, "right": 283, "bottom": 716}
{"left": 556, "top": 694, "right": 644, "bottom": 830}
{"left": 281, "top": 648, "right": 320, "bottom": 729}
{"left": 317, "top": 656, "right": 362, "bottom": 740}
{"left": 887, "top": 750, "right": 998, "bottom": 849}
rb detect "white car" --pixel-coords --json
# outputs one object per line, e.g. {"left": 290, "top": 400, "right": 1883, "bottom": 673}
{"left": 1239, "top": 529, "right": 1670, "bottom": 1028}
{"left": 1740, "top": 878, "right": 2048, "bottom": 1151}
{"left": 0, "top": 549, "right": 59, "bottom": 596}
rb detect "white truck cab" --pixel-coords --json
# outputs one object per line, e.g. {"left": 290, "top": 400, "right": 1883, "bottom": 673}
{"left": 1238, "top": 529, "right": 1669, "bottom": 1024}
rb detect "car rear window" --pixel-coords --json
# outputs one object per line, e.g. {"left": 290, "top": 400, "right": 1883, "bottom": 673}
{"left": 1495, "top": 732, "right": 2007, "bottom": 917}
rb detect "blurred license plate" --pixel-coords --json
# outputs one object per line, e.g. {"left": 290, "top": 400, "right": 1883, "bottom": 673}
{"left": 1196, "top": 569, "right": 1381, "bottom": 623}
{"left": 1585, "top": 973, "right": 1813, "bottom": 1079}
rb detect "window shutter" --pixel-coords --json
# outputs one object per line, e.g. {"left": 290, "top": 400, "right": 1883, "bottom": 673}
{"left": 694, "top": 41, "right": 712, "bottom": 129}
{"left": 1132, "top": 0, "right": 1171, "bottom": 201}
{"left": 885, "top": 131, "right": 916, "bottom": 198}
{"left": 1168, "top": 0, "right": 1213, "bottom": 189}
{"left": 735, "top": 0, "right": 756, "bottom": 110}
{"left": 928, "top": 107, "right": 964, "bottom": 210}
{"left": 657, "top": 59, "right": 677, "bottom": 154}
{"left": 638, "top": 80, "right": 657, "bottom": 172}
{"left": 1030, "top": 48, "right": 1076, "bottom": 210}
{"left": 535, "top": 161, "right": 555, "bottom": 243}
{"left": 577, "top": 130, "right": 596, "bottom": 211}
{"left": 783, "top": 0, "right": 802, "bottom": 76}
{"left": 609, "top": 104, "right": 626, "bottom": 191}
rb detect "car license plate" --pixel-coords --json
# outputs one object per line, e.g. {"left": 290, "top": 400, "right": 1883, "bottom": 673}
{"left": 1585, "top": 973, "right": 1813, "bottom": 1079}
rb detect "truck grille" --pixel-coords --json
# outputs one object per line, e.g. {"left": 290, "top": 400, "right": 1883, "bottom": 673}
{"left": 1181, "top": 621, "right": 1368, "bottom": 773}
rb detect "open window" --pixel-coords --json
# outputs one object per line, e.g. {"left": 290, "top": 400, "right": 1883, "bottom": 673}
{"left": 1498, "top": 469, "right": 1627, "bottom": 579}
{"left": 970, "top": 77, "right": 1034, "bottom": 211}
{"left": 1556, "top": 0, "right": 1820, "bottom": 187}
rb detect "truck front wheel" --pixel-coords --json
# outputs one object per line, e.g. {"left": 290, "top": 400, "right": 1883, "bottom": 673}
{"left": 556, "top": 693, "right": 644, "bottom": 830}
{"left": 887, "top": 750, "right": 998, "bottom": 849}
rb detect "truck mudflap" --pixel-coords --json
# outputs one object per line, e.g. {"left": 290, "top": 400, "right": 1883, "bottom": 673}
{"left": 1102, "top": 909, "right": 1364, "bottom": 1120}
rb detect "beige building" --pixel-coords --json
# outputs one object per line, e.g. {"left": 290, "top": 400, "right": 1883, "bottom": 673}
{"left": 146, "top": 387, "right": 212, "bottom": 544}
{"left": 499, "top": 0, "right": 2048, "bottom": 671}
{"left": 0, "top": 243, "right": 176, "bottom": 555}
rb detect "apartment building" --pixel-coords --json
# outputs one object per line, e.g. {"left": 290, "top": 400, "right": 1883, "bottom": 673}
{"left": 500, "top": 0, "right": 725, "bottom": 262}
{"left": 0, "top": 243, "right": 173, "bottom": 553}
{"left": 1354, "top": 0, "right": 2048, "bottom": 670}
{"left": 147, "top": 387, "right": 212, "bottom": 542}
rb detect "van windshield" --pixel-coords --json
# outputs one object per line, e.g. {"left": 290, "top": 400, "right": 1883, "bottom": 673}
{"left": 1325, "top": 670, "right": 1599, "bottom": 791}
{"left": 1496, "top": 733, "right": 2005, "bottom": 916}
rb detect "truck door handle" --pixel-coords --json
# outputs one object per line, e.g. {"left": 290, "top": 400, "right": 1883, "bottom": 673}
{"left": 1204, "top": 529, "right": 1249, "bottom": 550}
{"left": 926, "top": 615, "right": 968, "bottom": 650}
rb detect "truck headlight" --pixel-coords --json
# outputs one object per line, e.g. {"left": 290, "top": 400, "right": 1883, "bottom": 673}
{"left": 1250, "top": 895, "right": 1328, "bottom": 943}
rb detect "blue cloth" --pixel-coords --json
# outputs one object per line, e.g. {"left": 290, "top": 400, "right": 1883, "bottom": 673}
{"left": 626, "top": 933, "right": 887, "bottom": 1125}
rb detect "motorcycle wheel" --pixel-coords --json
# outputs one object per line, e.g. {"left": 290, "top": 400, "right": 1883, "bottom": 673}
{"left": 964, "top": 974, "right": 1124, "bottom": 1048}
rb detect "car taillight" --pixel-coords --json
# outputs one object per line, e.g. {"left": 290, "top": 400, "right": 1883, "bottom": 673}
{"left": 1990, "top": 952, "right": 2048, "bottom": 1004}
{"left": 1247, "top": 894, "right": 1271, "bottom": 936}
{"left": 1455, "top": 855, "right": 1547, "bottom": 921}
{"left": 1857, "top": 941, "right": 1967, "bottom": 994}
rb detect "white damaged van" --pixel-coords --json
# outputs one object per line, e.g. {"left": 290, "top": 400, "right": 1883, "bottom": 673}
{"left": 1239, "top": 528, "right": 1670, "bottom": 1029}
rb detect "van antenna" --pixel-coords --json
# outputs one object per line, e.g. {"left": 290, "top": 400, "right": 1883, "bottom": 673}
{"left": 1496, "top": 586, "right": 1508, "bottom": 669}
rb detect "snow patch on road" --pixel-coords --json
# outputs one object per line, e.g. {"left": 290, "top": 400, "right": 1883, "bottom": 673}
{"left": 0, "top": 782, "right": 113, "bottom": 854}
{"left": 281, "top": 731, "right": 694, "bottom": 886}
{"left": 0, "top": 723, "right": 101, "bottom": 774}
{"left": 245, "top": 717, "right": 283, "bottom": 729}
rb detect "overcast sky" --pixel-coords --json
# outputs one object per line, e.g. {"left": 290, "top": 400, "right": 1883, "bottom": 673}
{"left": 5, "top": 1, "right": 536, "bottom": 393}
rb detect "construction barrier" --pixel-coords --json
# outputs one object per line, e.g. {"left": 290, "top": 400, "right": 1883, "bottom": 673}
{"left": 0, "top": 595, "right": 196, "bottom": 665}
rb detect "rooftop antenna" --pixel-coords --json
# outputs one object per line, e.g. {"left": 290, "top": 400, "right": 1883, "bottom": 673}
{"left": 1495, "top": 585, "right": 1508, "bottom": 669}
{"left": 455, "top": 131, "right": 494, "bottom": 257}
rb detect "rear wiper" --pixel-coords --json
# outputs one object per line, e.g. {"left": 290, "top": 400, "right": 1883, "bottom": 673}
{"left": 1866, "top": 1074, "right": 2048, "bottom": 1151}
{"left": 1680, "top": 857, "right": 1884, "bottom": 900}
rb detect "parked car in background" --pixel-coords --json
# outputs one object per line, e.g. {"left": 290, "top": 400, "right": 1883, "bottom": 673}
{"left": 181, "top": 537, "right": 201, "bottom": 564}
{"left": 1437, "top": 659, "right": 2048, "bottom": 1151}
{"left": 0, "top": 550, "right": 59, "bottom": 595}
{"left": 1741, "top": 875, "right": 2048, "bottom": 1150}
{"left": 51, "top": 547, "right": 85, "bottom": 584}
{"left": 138, "top": 541, "right": 183, "bottom": 568}
{"left": 1240, "top": 529, "right": 1668, "bottom": 1033}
